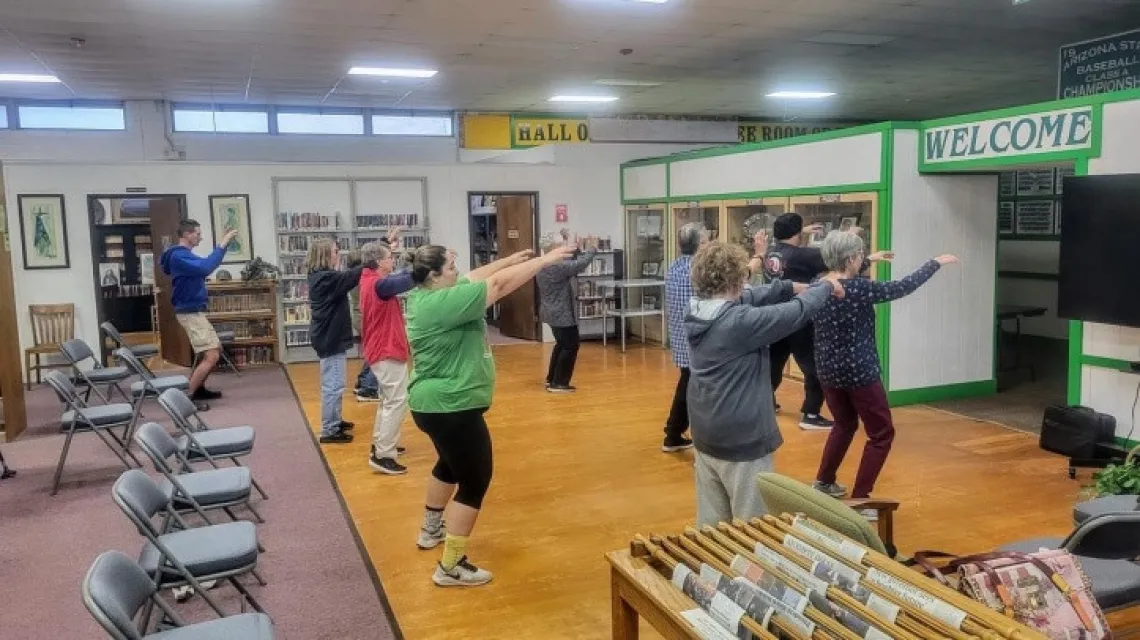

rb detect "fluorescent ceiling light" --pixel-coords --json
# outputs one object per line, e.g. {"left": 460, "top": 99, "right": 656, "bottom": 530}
{"left": 803, "top": 32, "right": 894, "bottom": 46}
{"left": 0, "top": 73, "right": 60, "bottom": 83}
{"left": 766, "top": 91, "right": 836, "bottom": 99}
{"left": 347, "top": 67, "right": 437, "bottom": 78}
{"left": 549, "top": 95, "right": 619, "bottom": 103}
{"left": 595, "top": 79, "right": 662, "bottom": 87}
{"left": 633, "top": 0, "right": 668, "bottom": 3}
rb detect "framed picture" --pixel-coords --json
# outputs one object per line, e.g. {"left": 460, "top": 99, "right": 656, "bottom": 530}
{"left": 209, "top": 194, "right": 253, "bottom": 264}
{"left": 839, "top": 216, "right": 858, "bottom": 232}
{"left": 138, "top": 252, "right": 155, "bottom": 285}
{"left": 98, "top": 262, "right": 122, "bottom": 288}
{"left": 18, "top": 194, "right": 70, "bottom": 270}
{"left": 641, "top": 261, "right": 660, "bottom": 277}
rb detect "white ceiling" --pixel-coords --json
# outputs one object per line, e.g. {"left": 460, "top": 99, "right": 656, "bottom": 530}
{"left": 0, "top": 0, "right": 1137, "bottom": 120}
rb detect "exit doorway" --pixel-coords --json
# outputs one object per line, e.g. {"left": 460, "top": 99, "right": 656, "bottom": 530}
{"left": 467, "top": 191, "right": 540, "bottom": 342}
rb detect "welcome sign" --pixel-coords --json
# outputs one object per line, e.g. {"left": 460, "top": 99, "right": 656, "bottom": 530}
{"left": 922, "top": 106, "right": 1095, "bottom": 166}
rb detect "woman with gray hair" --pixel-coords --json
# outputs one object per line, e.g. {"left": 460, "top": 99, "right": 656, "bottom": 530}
{"left": 811, "top": 230, "right": 958, "bottom": 510}
{"left": 536, "top": 229, "right": 597, "bottom": 392}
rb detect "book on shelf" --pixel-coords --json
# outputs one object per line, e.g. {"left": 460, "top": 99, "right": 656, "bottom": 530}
{"left": 207, "top": 292, "right": 274, "bottom": 314}
{"left": 227, "top": 345, "right": 275, "bottom": 367}
{"left": 277, "top": 211, "right": 343, "bottom": 231}
{"left": 282, "top": 280, "right": 310, "bottom": 302}
{"left": 354, "top": 213, "right": 420, "bottom": 229}
{"left": 579, "top": 300, "right": 617, "bottom": 318}
{"left": 285, "top": 327, "right": 311, "bottom": 347}
{"left": 574, "top": 235, "right": 614, "bottom": 252}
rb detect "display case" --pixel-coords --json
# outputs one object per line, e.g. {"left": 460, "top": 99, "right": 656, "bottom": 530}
{"left": 624, "top": 204, "right": 667, "bottom": 344}
{"left": 724, "top": 197, "right": 790, "bottom": 257}
{"left": 669, "top": 201, "right": 721, "bottom": 261}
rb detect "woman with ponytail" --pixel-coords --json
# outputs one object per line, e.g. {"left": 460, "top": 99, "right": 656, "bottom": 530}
{"left": 404, "top": 243, "right": 575, "bottom": 587}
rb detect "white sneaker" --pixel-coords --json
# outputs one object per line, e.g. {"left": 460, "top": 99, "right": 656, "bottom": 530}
{"left": 432, "top": 556, "right": 492, "bottom": 587}
{"left": 417, "top": 527, "right": 446, "bottom": 550}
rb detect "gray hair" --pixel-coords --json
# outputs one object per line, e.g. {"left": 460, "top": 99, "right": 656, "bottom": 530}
{"left": 820, "top": 230, "right": 865, "bottom": 271}
{"left": 678, "top": 222, "right": 705, "bottom": 256}
{"left": 359, "top": 241, "right": 390, "bottom": 265}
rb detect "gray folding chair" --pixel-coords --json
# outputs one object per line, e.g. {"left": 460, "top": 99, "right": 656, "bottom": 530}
{"left": 82, "top": 550, "right": 274, "bottom": 639}
{"left": 44, "top": 371, "right": 141, "bottom": 495}
{"left": 59, "top": 337, "right": 131, "bottom": 404}
{"left": 1000, "top": 511, "right": 1140, "bottom": 613}
{"left": 134, "top": 422, "right": 264, "bottom": 526}
{"left": 190, "top": 329, "right": 242, "bottom": 376}
{"left": 157, "top": 388, "right": 267, "bottom": 500}
{"left": 101, "top": 321, "right": 159, "bottom": 360}
{"left": 1074, "top": 494, "right": 1140, "bottom": 524}
{"left": 112, "top": 470, "right": 267, "bottom": 618}
{"left": 114, "top": 348, "right": 189, "bottom": 442}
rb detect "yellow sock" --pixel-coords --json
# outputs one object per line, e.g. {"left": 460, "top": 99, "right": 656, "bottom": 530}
{"left": 440, "top": 534, "right": 468, "bottom": 571}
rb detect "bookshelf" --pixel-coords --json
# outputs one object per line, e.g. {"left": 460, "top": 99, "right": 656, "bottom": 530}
{"left": 272, "top": 177, "right": 429, "bottom": 363}
{"left": 205, "top": 280, "right": 279, "bottom": 367}
{"left": 571, "top": 236, "right": 622, "bottom": 341}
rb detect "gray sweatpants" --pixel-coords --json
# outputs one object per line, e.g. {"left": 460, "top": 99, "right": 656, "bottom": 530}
{"left": 694, "top": 450, "right": 773, "bottom": 527}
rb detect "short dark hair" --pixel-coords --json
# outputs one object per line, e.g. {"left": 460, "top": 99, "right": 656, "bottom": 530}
{"left": 772, "top": 213, "right": 803, "bottom": 241}
{"left": 177, "top": 219, "right": 201, "bottom": 238}
{"left": 411, "top": 245, "right": 449, "bottom": 284}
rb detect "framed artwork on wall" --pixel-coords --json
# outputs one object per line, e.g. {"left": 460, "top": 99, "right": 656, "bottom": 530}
{"left": 17, "top": 194, "right": 70, "bottom": 270}
{"left": 209, "top": 194, "right": 253, "bottom": 264}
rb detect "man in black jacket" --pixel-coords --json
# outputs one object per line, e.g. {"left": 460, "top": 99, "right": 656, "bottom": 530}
{"left": 307, "top": 239, "right": 375, "bottom": 444}
{"left": 764, "top": 214, "right": 835, "bottom": 430}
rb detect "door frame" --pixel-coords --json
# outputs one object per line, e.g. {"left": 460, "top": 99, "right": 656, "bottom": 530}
{"left": 85, "top": 194, "right": 188, "bottom": 364}
{"left": 466, "top": 190, "right": 541, "bottom": 339}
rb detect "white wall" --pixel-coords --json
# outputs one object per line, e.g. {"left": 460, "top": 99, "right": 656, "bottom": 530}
{"left": 667, "top": 132, "right": 882, "bottom": 198}
{"left": 3, "top": 140, "right": 697, "bottom": 355}
{"left": 888, "top": 130, "right": 997, "bottom": 391}
{"left": 622, "top": 164, "right": 668, "bottom": 201}
{"left": 1083, "top": 99, "right": 1140, "bottom": 440}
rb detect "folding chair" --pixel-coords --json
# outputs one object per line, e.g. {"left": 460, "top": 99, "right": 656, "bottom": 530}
{"left": 111, "top": 470, "right": 267, "bottom": 619}
{"left": 59, "top": 338, "right": 131, "bottom": 404}
{"left": 101, "top": 321, "right": 159, "bottom": 360}
{"left": 44, "top": 371, "right": 142, "bottom": 496}
{"left": 134, "top": 422, "right": 263, "bottom": 525}
{"left": 157, "top": 389, "right": 267, "bottom": 500}
{"left": 82, "top": 551, "right": 275, "bottom": 639}
{"left": 190, "top": 329, "right": 242, "bottom": 376}
{"left": 114, "top": 348, "right": 189, "bottom": 443}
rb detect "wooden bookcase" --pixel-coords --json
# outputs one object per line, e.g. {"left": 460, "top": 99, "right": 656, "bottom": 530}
{"left": 205, "top": 280, "right": 279, "bottom": 368}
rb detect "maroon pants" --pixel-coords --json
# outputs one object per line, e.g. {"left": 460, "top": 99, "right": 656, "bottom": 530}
{"left": 816, "top": 381, "right": 895, "bottom": 499}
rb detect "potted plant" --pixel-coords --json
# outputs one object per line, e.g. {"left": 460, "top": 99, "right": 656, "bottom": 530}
{"left": 1090, "top": 444, "right": 1140, "bottom": 497}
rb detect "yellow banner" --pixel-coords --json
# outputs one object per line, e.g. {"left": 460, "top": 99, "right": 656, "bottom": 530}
{"left": 512, "top": 117, "right": 589, "bottom": 147}
{"left": 738, "top": 122, "right": 850, "bottom": 143}
{"left": 461, "top": 114, "right": 512, "bottom": 150}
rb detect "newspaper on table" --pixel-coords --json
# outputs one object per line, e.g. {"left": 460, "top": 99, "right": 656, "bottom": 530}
{"left": 956, "top": 549, "right": 1107, "bottom": 640}
{"left": 673, "top": 563, "right": 775, "bottom": 640}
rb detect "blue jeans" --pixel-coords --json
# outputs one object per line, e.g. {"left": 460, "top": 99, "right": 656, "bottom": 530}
{"left": 356, "top": 362, "right": 378, "bottom": 394}
{"left": 319, "top": 353, "right": 347, "bottom": 436}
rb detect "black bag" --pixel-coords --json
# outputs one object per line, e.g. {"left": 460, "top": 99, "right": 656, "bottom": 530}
{"left": 1039, "top": 405, "right": 1117, "bottom": 460}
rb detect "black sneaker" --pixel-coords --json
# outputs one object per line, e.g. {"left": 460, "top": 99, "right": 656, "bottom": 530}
{"left": 192, "top": 387, "right": 222, "bottom": 401}
{"left": 547, "top": 385, "right": 576, "bottom": 394}
{"left": 662, "top": 435, "right": 694, "bottom": 453}
{"left": 799, "top": 414, "right": 834, "bottom": 431}
{"left": 369, "top": 455, "right": 408, "bottom": 475}
{"left": 339, "top": 420, "right": 355, "bottom": 432}
{"left": 774, "top": 402, "right": 782, "bottom": 414}
{"left": 320, "top": 432, "right": 353, "bottom": 444}
{"left": 355, "top": 390, "right": 379, "bottom": 402}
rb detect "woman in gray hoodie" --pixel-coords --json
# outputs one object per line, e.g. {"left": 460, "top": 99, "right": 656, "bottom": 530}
{"left": 685, "top": 240, "right": 842, "bottom": 526}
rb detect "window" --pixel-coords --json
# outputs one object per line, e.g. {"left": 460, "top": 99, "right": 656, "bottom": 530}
{"left": 0, "top": 108, "right": 7, "bottom": 129}
{"left": 18, "top": 103, "right": 125, "bottom": 130}
{"left": 372, "top": 114, "right": 453, "bottom": 136}
{"left": 277, "top": 110, "right": 364, "bottom": 135}
{"left": 173, "top": 105, "right": 269, "bottom": 133}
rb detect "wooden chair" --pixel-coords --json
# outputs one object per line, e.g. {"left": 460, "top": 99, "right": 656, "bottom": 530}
{"left": 25, "top": 303, "right": 76, "bottom": 389}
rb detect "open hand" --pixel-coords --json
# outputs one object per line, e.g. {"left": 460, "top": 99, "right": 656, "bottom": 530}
{"left": 386, "top": 226, "right": 402, "bottom": 245}
{"left": 220, "top": 228, "right": 239, "bottom": 247}
{"left": 752, "top": 230, "right": 769, "bottom": 254}
{"left": 806, "top": 223, "right": 824, "bottom": 234}
{"left": 935, "top": 254, "right": 959, "bottom": 265}
{"left": 509, "top": 249, "right": 534, "bottom": 264}
{"left": 543, "top": 245, "right": 576, "bottom": 263}
{"left": 820, "top": 272, "right": 846, "bottom": 299}
{"left": 869, "top": 251, "right": 894, "bottom": 262}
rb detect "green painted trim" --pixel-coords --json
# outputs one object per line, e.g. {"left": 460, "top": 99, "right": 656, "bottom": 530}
{"left": 1080, "top": 355, "right": 1137, "bottom": 373}
{"left": 920, "top": 150, "right": 1097, "bottom": 173}
{"left": 1068, "top": 320, "right": 1084, "bottom": 405}
{"left": 666, "top": 162, "right": 671, "bottom": 200}
{"left": 993, "top": 187, "right": 1001, "bottom": 383}
{"left": 667, "top": 182, "right": 884, "bottom": 203}
{"left": 624, "top": 198, "right": 665, "bottom": 206}
{"left": 998, "top": 270, "right": 1059, "bottom": 281}
{"left": 887, "top": 379, "right": 998, "bottom": 406}
{"left": 620, "top": 166, "right": 626, "bottom": 205}
{"left": 876, "top": 130, "right": 895, "bottom": 390}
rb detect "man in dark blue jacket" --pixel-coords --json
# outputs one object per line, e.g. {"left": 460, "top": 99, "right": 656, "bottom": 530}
{"left": 160, "top": 219, "right": 236, "bottom": 402}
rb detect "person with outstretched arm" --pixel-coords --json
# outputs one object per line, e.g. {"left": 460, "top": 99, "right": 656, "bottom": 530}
{"left": 811, "top": 230, "right": 958, "bottom": 514}
{"left": 536, "top": 229, "right": 598, "bottom": 393}
{"left": 160, "top": 219, "right": 238, "bottom": 407}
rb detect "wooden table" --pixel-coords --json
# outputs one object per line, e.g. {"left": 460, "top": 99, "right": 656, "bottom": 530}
{"left": 607, "top": 549, "right": 705, "bottom": 640}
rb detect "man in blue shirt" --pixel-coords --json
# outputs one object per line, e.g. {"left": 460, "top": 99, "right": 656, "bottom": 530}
{"left": 662, "top": 222, "right": 707, "bottom": 453}
{"left": 160, "top": 219, "right": 237, "bottom": 403}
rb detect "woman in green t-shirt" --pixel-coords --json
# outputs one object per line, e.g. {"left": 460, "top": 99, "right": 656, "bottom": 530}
{"left": 405, "top": 243, "right": 575, "bottom": 587}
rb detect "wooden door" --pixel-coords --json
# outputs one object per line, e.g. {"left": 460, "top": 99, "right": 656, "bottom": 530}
{"left": 0, "top": 218, "right": 27, "bottom": 440}
{"left": 149, "top": 199, "right": 193, "bottom": 367}
{"left": 495, "top": 195, "right": 539, "bottom": 341}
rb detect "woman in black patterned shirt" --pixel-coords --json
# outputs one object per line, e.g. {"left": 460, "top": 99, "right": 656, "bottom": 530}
{"left": 811, "top": 231, "right": 958, "bottom": 511}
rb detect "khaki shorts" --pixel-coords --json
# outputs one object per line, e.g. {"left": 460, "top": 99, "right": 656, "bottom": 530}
{"left": 177, "top": 312, "right": 221, "bottom": 353}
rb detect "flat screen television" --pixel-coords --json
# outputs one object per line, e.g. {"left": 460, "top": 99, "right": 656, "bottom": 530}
{"left": 1058, "top": 173, "right": 1140, "bottom": 328}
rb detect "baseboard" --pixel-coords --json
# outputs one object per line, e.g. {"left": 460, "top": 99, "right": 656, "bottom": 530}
{"left": 887, "top": 379, "right": 998, "bottom": 406}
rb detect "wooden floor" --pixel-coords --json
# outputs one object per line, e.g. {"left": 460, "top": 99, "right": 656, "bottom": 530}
{"left": 286, "top": 342, "right": 1094, "bottom": 640}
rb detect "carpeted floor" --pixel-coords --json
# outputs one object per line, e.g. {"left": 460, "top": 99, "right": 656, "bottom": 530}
{"left": 0, "top": 365, "right": 399, "bottom": 640}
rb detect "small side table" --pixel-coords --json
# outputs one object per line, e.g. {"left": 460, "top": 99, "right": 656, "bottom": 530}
{"left": 600, "top": 279, "right": 667, "bottom": 353}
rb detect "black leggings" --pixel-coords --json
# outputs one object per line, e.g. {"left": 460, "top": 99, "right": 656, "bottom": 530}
{"left": 412, "top": 408, "right": 493, "bottom": 509}
{"left": 546, "top": 325, "right": 581, "bottom": 387}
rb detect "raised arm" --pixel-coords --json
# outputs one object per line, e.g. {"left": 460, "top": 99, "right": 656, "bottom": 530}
{"left": 484, "top": 246, "right": 577, "bottom": 307}
{"left": 170, "top": 245, "right": 228, "bottom": 277}
{"left": 541, "top": 247, "right": 598, "bottom": 279}
{"left": 739, "top": 282, "right": 836, "bottom": 352}
{"left": 740, "top": 279, "right": 794, "bottom": 306}
{"left": 329, "top": 266, "right": 367, "bottom": 299}
{"left": 853, "top": 256, "right": 954, "bottom": 304}
{"left": 468, "top": 250, "right": 531, "bottom": 283}
{"left": 375, "top": 271, "right": 416, "bottom": 299}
